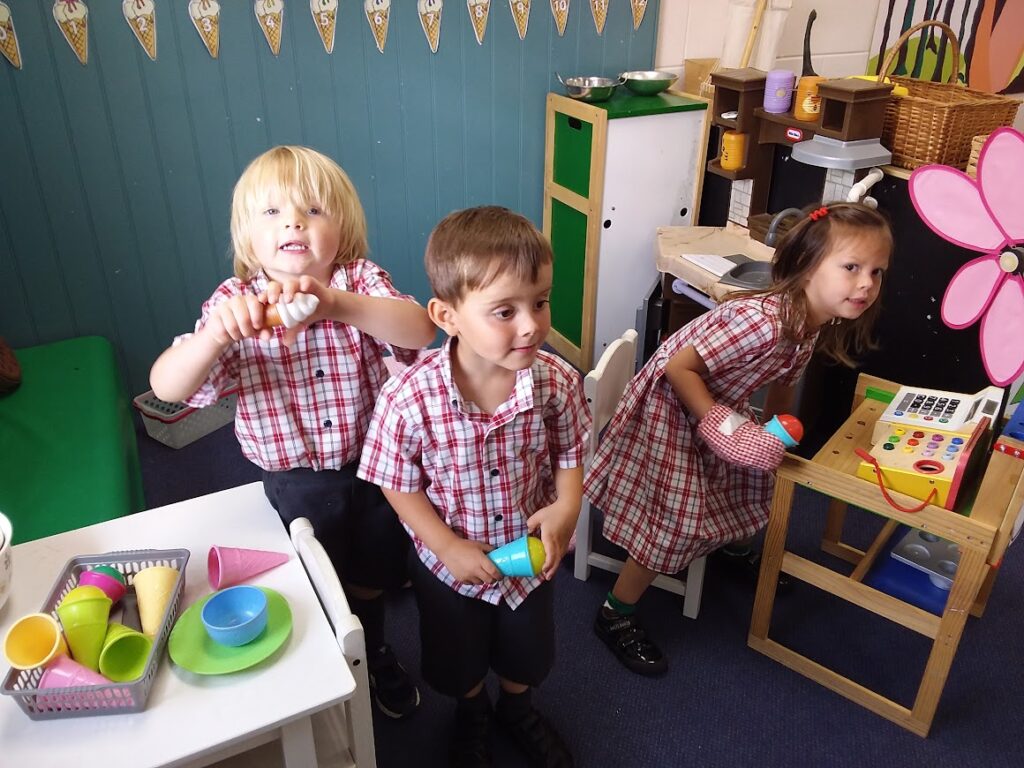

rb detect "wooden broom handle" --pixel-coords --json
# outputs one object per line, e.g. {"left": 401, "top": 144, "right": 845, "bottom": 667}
{"left": 878, "top": 19, "right": 961, "bottom": 84}
{"left": 740, "top": 0, "right": 769, "bottom": 69}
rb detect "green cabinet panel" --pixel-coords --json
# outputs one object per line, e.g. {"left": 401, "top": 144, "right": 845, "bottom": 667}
{"left": 553, "top": 113, "right": 593, "bottom": 198}
{"left": 549, "top": 199, "right": 588, "bottom": 347}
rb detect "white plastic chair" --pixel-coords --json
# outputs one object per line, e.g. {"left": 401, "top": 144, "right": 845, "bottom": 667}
{"left": 290, "top": 518, "right": 376, "bottom": 768}
{"left": 573, "top": 329, "right": 707, "bottom": 619}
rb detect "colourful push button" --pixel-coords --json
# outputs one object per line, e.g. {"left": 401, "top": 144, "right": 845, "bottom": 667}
{"left": 894, "top": 410, "right": 905, "bottom": 416}
{"left": 888, "top": 435, "right": 900, "bottom": 443}
{"left": 922, "top": 450, "right": 935, "bottom": 457}
{"left": 951, "top": 437, "right": 964, "bottom": 445}
{"left": 912, "top": 431, "right": 925, "bottom": 438}
{"left": 947, "top": 445, "right": 959, "bottom": 452}
{"left": 931, "top": 435, "right": 944, "bottom": 441}
{"left": 903, "top": 446, "right": 914, "bottom": 454}
{"left": 939, "top": 418, "right": 949, "bottom": 423}
{"left": 907, "top": 439, "right": 920, "bottom": 446}
{"left": 924, "top": 416, "right": 933, "bottom": 420}
{"left": 883, "top": 443, "right": 895, "bottom": 451}
{"left": 894, "top": 427, "right": 906, "bottom": 436}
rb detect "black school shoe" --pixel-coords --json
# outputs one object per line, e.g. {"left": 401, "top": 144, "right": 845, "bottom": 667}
{"left": 713, "top": 547, "right": 792, "bottom": 591}
{"left": 593, "top": 606, "right": 668, "bottom": 677}
{"left": 451, "top": 693, "right": 494, "bottom": 768}
{"left": 368, "top": 644, "right": 421, "bottom": 719}
{"left": 496, "top": 699, "right": 574, "bottom": 768}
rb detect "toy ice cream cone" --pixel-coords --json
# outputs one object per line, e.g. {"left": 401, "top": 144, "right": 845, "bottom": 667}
{"left": 589, "top": 0, "right": 607, "bottom": 35}
{"left": 549, "top": 0, "right": 568, "bottom": 37}
{"left": 255, "top": 0, "right": 284, "bottom": 56}
{"left": 418, "top": 0, "right": 442, "bottom": 54}
{"left": 764, "top": 414, "right": 803, "bottom": 449}
{"left": 310, "top": 0, "right": 338, "bottom": 54}
{"left": 208, "top": 545, "right": 289, "bottom": 590}
{"left": 467, "top": 0, "right": 489, "bottom": 45}
{"left": 53, "top": 0, "right": 89, "bottom": 66}
{"left": 0, "top": 2, "right": 23, "bottom": 70}
{"left": 266, "top": 293, "right": 319, "bottom": 329}
{"left": 132, "top": 565, "right": 178, "bottom": 637}
{"left": 629, "top": 0, "right": 647, "bottom": 30}
{"left": 56, "top": 594, "right": 111, "bottom": 671}
{"left": 189, "top": 0, "right": 220, "bottom": 58}
{"left": 365, "top": 0, "right": 390, "bottom": 54}
{"left": 509, "top": 0, "right": 530, "bottom": 40}
{"left": 123, "top": 0, "right": 157, "bottom": 61}
{"left": 488, "top": 535, "right": 546, "bottom": 578}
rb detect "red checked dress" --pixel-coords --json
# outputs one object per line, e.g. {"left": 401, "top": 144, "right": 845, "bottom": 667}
{"left": 583, "top": 294, "right": 817, "bottom": 574}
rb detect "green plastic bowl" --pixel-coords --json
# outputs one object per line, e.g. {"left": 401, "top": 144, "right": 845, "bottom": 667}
{"left": 621, "top": 70, "right": 678, "bottom": 96}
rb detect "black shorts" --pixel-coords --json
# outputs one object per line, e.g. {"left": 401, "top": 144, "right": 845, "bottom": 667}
{"left": 262, "top": 464, "right": 410, "bottom": 590}
{"left": 408, "top": 548, "right": 555, "bottom": 697}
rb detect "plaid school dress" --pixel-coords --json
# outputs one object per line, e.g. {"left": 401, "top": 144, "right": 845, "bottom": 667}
{"left": 583, "top": 294, "right": 817, "bottom": 574}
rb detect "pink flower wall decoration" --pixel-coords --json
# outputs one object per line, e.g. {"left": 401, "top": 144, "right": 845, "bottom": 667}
{"left": 909, "top": 127, "right": 1024, "bottom": 386}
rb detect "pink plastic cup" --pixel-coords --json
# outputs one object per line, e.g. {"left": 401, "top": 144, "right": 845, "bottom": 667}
{"left": 38, "top": 655, "right": 122, "bottom": 710}
{"left": 40, "top": 655, "right": 112, "bottom": 689}
{"left": 79, "top": 570, "right": 127, "bottom": 604}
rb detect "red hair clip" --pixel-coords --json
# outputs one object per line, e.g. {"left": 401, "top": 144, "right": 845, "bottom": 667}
{"left": 809, "top": 206, "right": 829, "bottom": 221}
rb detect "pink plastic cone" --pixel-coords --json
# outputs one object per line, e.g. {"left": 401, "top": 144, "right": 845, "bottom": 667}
{"left": 208, "top": 546, "right": 289, "bottom": 590}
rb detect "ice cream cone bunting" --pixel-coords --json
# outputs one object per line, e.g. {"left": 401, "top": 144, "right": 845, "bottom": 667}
{"left": 53, "top": 0, "right": 89, "bottom": 65}
{"left": 365, "top": 0, "right": 390, "bottom": 54}
{"left": 255, "top": 0, "right": 284, "bottom": 56}
{"left": 630, "top": 0, "right": 647, "bottom": 30}
{"left": 589, "top": 0, "right": 607, "bottom": 35}
{"left": 418, "top": 0, "right": 442, "bottom": 53}
{"left": 466, "top": 0, "right": 489, "bottom": 45}
{"left": 123, "top": 0, "right": 157, "bottom": 61}
{"left": 310, "top": 0, "right": 338, "bottom": 53}
{"left": 189, "top": 0, "right": 220, "bottom": 58}
{"left": 549, "top": 0, "right": 568, "bottom": 37}
{"left": 509, "top": 0, "right": 530, "bottom": 40}
{"left": 0, "top": 2, "right": 23, "bottom": 70}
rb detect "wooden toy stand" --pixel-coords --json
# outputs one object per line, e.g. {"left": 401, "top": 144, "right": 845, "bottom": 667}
{"left": 748, "top": 373, "right": 1024, "bottom": 736}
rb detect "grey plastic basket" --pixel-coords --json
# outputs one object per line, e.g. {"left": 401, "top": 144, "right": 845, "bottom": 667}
{"left": 133, "top": 390, "right": 238, "bottom": 449}
{"left": 1, "top": 548, "right": 190, "bottom": 719}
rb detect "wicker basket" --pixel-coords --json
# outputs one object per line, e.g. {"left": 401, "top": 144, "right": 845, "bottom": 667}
{"left": 879, "top": 20, "right": 1021, "bottom": 170}
{"left": 965, "top": 133, "right": 988, "bottom": 178}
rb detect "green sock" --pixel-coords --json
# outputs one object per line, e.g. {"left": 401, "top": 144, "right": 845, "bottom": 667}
{"left": 604, "top": 592, "right": 636, "bottom": 615}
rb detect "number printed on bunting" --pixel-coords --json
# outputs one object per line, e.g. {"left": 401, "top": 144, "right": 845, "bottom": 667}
{"left": 311, "top": 0, "right": 338, "bottom": 53}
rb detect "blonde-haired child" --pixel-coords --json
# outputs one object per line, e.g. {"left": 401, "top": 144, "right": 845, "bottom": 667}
{"left": 359, "top": 206, "right": 589, "bottom": 767}
{"left": 151, "top": 145, "right": 436, "bottom": 717}
{"left": 585, "top": 202, "right": 893, "bottom": 675}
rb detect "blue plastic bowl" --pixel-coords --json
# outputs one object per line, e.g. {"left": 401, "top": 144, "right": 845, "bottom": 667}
{"left": 201, "top": 586, "right": 269, "bottom": 647}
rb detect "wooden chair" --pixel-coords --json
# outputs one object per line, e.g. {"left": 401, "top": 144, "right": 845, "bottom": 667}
{"left": 290, "top": 518, "right": 376, "bottom": 768}
{"left": 573, "top": 329, "right": 707, "bottom": 619}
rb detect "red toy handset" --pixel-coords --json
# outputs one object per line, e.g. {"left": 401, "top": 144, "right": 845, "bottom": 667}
{"left": 697, "top": 405, "right": 788, "bottom": 471}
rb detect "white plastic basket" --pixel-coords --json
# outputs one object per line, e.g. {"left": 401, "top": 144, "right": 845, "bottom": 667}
{"left": 133, "top": 390, "right": 238, "bottom": 449}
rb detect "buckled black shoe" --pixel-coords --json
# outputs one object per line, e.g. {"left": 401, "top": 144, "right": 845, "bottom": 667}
{"left": 713, "top": 547, "right": 792, "bottom": 591}
{"left": 594, "top": 607, "right": 668, "bottom": 677}
{"left": 450, "top": 693, "right": 494, "bottom": 768}
{"left": 368, "top": 644, "right": 421, "bottom": 719}
{"left": 496, "top": 702, "right": 574, "bottom": 768}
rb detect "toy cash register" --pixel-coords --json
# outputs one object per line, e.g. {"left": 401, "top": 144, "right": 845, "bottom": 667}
{"left": 856, "top": 385, "right": 1003, "bottom": 510}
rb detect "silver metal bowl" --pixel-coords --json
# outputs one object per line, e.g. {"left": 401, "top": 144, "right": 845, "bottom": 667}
{"left": 557, "top": 74, "right": 621, "bottom": 103}
{"left": 620, "top": 70, "right": 679, "bottom": 96}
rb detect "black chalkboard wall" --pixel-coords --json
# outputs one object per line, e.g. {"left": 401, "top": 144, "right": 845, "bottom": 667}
{"left": 698, "top": 141, "right": 991, "bottom": 456}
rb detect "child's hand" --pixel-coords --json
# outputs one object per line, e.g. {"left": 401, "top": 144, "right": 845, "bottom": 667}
{"left": 437, "top": 537, "right": 502, "bottom": 585}
{"left": 697, "top": 404, "right": 786, "bottom": 471}
{"left": 526, "top": 501, "right": 577, "bottom": 580}
{"left": 203, "top": 294, "right": 275, "bottom": 346}
{"left": 262, "top": 277, "right": 333, "bottom": 346}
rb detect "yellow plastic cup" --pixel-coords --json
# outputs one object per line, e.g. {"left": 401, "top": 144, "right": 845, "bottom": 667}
{"left": 133, "top": 565, "right": 178, "bottom": 637}
{"left": 98, "top": 622, "right": 153, "bottom": 682}
{"left": 3, "top": 613, "right": 69, "bottom": 670}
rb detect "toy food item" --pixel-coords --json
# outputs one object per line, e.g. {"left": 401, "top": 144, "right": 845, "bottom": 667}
{"left": 764, "top": 414, "right": 803, "bottom": 448}
{"left": 265, "top": 293, "right": 319, "bottom": 329}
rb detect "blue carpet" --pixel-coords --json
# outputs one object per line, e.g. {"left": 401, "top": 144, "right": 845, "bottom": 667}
{"left": 137, "top": 414, "right": 1024, "bottom": 768}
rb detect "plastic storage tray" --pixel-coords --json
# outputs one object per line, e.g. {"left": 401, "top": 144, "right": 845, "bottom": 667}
{"left": 1, "top": 548, "right": 190, "bottom": 719}
{"left": 133, "top": 390, "right": 238, "bottom": 449}
{"left": 890, "top": 528, "right": 961, "bottom": 590}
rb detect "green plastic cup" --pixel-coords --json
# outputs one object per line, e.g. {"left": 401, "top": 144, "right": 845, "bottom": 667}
{"left": 98, "top": 623, "right": 152, "bottom": 682}
{"left": 56, "top": 595, "right": 112, "bottom": 671}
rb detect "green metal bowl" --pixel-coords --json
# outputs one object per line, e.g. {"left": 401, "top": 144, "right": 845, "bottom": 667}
{"left": 620, "top": 70, "right": 678, "bottom": 96}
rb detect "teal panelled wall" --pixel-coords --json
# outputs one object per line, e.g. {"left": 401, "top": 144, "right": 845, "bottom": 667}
{"left": 0, "top": 1, "right": 659, "bottom": 393}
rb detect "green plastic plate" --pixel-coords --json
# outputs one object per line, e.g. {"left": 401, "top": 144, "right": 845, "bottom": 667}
{"left": 168, "top": 587, "right": 292, "bottom": 675}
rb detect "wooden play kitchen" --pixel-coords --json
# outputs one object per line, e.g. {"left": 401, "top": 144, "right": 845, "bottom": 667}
{"left": 748, "top": 374, "right": 1024, "bottom": 736}
{"left": 542, "top": 89, "right": 708, "bottom": 369}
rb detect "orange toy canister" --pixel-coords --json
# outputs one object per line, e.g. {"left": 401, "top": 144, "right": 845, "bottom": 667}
{"left": 793, "top": 75, "right": 825, "bottom": 121}
{"left": 720, "top": 131, "right": 747, "bottom": 171}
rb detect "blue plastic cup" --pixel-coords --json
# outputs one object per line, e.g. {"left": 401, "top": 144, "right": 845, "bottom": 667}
{"left": 488, "top": 536, "right": 546, "bottom": 577}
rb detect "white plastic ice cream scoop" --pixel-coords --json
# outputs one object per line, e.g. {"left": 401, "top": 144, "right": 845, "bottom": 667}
{"left": 266, "top": 293, "right": 319, "bottom": 329}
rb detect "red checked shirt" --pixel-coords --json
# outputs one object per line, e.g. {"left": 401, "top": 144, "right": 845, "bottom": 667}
{"left": 177, "top": 260, "right": 420, "bottom": 472}
{"left": 357, "top": 340, "right": 591, "bottom": 609}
